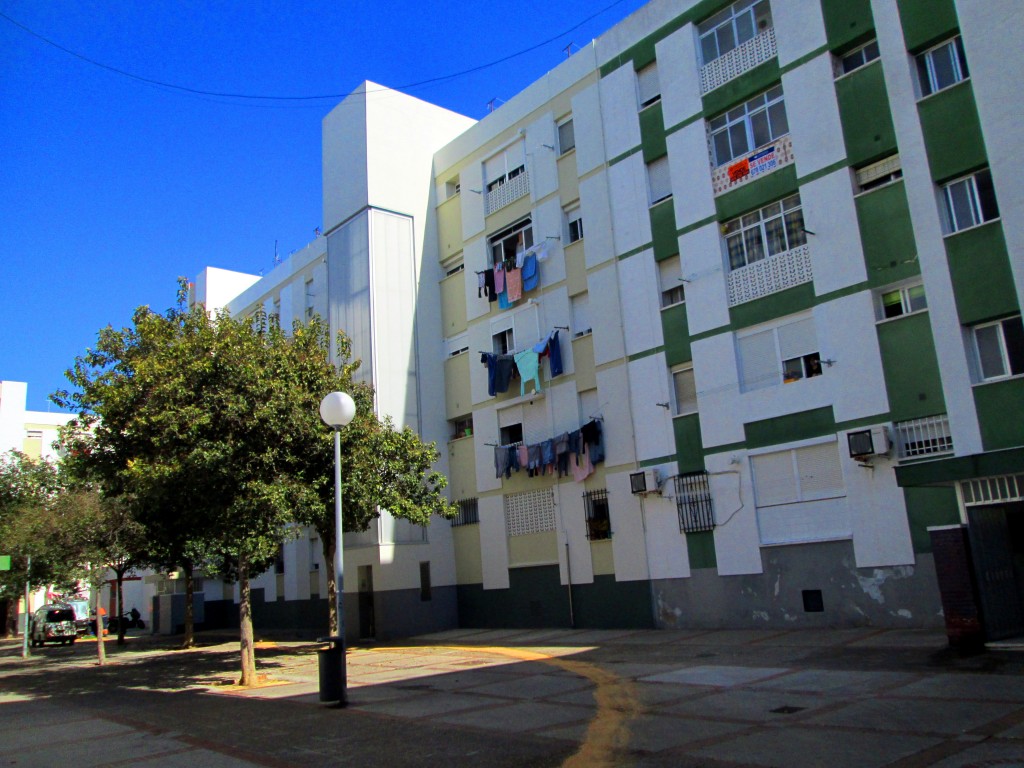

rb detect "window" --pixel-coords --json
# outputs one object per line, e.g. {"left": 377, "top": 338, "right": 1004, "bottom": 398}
{"left": 877, "top": 283, "right": 927, "bottom": 320}
{"left": 942, "top": 169, "right": 999, "bottom": 233}
{"left": 304, "top": 278, "right": 315, "bottom": 320}
{"left": 492, "top": 328, "right": 514, "bottom": 355}
{"left": 565, "top": 204, "right": 584, "bottom": 244}
{"left": 973, "top": 316, "right": 1024, "bottom": 382}
{"left": 419, "top": 562, "right": 432, "bottom": 602}
{"left": 709, "top": 86, "right": 788, "bottom": 167}
{"left": 738, "top": 315, "right": 821, "bottom": 391}
{"left": 724, "top": 194, "right": 806, "bottom": 270}
{"left": 751, "top": 441, "right": 845, "bottom": 507}
{"left": 698, "top": 0, "right": 773, "bottom": 65}
{"left": 445, "top": 177, "right": 461, "bottom": 199}
{"left": 571, "top": 293, "right": 591, "bottom": 337}
{"left": 500, "top": 423, "right": 524, "bottom": 445}
{"left": 917, "top": 36, "right": 968, "bottom": 96}
{"left": 445, "top": 262, "right": 465, "bottom": 277}
{"left": 659, "top": 256, "right": 685, "bottom": 307}
{"left": 489, "top": 218, "right": 534, "bottom": 268}
{"left": 583, "top": 489, "right": 612, "bottom": 540}
{"left": 451, "top": 498, "right": 479, "bottom": 526}
{"left": 557, "top": 118, "right": 575, "bottom": 155}
{"left": 672, "top": 367, "right": 697, "bottom": 416}
{"left": 309, "top": 537, "right": 319, "bottom": 571}
{"left": 637, "top": 62, "right": 661, "bottom": 108}
{"left": 485, "top": 143, "right": 526, "bottom": 193}
{"left": 447, "top": 332, "right": 469, "bottom": 358}
{"left": 838, "top": 39, "right": 879, "bottom": 75}
{"left": 647, "top": 155, "right": 672, "bottom": 205}
{"left": 450, "top": 415, "right": 473, "bottom": 440}
{"left": 855, "top": 154, "right": 902, "bottom": 193}
{"left": 674, "top": 472, "right": 715, "bottom": 533}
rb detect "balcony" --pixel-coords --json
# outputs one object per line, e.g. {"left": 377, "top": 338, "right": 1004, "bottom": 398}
{"left": 894, "top": 414, "right": 953, "bottom": 460}
{"left": 727, "top": 243, "right": 811, "bottom": 306}
{"left": 700, "top": 27, "right": 777, "bottom": 95}
{"left": 486, "top": 170, "right": 530, "bottom": 216}
{"left": 711, "top": 134, "right": 794, "bottom": 197}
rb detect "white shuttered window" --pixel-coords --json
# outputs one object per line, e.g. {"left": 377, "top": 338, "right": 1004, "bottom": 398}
{"left": 752, "top": 442, "right": 845, "bottom": 507}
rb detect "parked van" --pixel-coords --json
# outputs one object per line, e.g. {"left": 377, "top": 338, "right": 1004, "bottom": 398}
{"left": 30, "top": 605, "right": 77, "bottom": 646}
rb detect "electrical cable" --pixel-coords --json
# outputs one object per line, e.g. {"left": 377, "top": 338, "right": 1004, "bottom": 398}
{"left": 0, "top": 1, "right": 630, "bottom": 103}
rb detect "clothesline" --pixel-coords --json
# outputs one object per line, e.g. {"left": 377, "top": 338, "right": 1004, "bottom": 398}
{"left": 494, "top": 418, "right": 605, "bottom": 483}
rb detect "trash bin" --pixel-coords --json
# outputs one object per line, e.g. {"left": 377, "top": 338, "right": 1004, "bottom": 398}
{"left": 317, "top": 635, "right": 347, "bottom": 705}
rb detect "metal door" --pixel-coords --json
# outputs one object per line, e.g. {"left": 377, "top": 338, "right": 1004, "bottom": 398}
{"left": 357, "top": 565, "right": 375, "bottom": 640}
{"left": 968, "top": 505, "right": 1024, "bottom": 640}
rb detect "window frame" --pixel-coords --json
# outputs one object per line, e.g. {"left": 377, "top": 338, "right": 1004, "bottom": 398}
{"left": 659, "top": 255, "right": 685, "bottom": 308}
{"left": 854, "top": 154, "right": 903, "bottom": 194}
{"left": 723, "top": 193, "right": 806, "bottom": 271}
{"left": 492, "top": 328, "right": 515, "bottom": 355}
{"left": 571, "top": 293, "right": 592, "bottom": 338}
{"left": 751, "top": 440, "right": 846, "bottom": 508}
{"left": 698, "top": 0, "right": 773, "bottom": 67}
{"left": 557, "top": 118, "right": 576, "bottom": 155}
{"left": 941, "top": 169, "right": 999, "bottom": 234}
{"left": 972, "top": 316, "right": 1024, "bottom": 383}
{"left": 565, "top": 204, "right": 584, "bottom": 244}
{"left": 837, "top": 39, "right": 879, "bottom": 77}
{"left": 484, "top": 143, "right": 527, "bottom": 193}
{"left": 671, "top": 365, "right": 697, "bottom": 417}
{"left": 304, "top": 277, "right": 315, "bottom": 320}
{"left": 916, "top": 35, "right": 969, "bottom": 97}
{"left": 709, "top": 86, "right": 789, "bottom": 168}
{"left": 489, "top": 218, "right": 534, "bottom": 268}
{"left": 876, "top": 282, "right": 927, "bottom": 321}
{"left": 636, "top": 62, "right": 661, "bottom": 109}
{"left": 647, "top": 155, "right": 673, "bottom": 206}
{"left": 583, "top": 489, "right": 612, "bottom": 541}
{"left": 737, "top": 314, "right": 822, "bottom": 392}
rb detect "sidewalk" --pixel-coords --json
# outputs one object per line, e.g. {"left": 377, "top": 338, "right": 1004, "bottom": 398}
{"left": 1, "top": 627, "right": 1023, "bottom": 767}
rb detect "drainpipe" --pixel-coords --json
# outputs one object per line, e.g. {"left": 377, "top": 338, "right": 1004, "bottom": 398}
{"left": 564, "top": 536, "right": 575, "bottom": 629}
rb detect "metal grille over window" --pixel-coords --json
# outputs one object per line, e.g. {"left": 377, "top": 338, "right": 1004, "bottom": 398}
{"left": 451, "top": 498, "right": 479, "bottom": 527}
{"left": 583, "top": 489, "right": 612, "bottom": 540}
{"left": 674, "top": 472, "right": 715, "bottom": 533}
{"left": 961, "top": 474, "right": 1024, "bottom": 506}
{"left": 505, "top": 489, "right": 556, "bottom": 537}
{"left": 894, "top": 415, "right": 953, "bottom": 459}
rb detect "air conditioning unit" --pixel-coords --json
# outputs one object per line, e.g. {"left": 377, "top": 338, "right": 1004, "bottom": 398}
{"left": 847, "top": 426, "right": 890, "bottom": 458}
{"left": 630, "top": 468, "right": 661, "bottom": 495}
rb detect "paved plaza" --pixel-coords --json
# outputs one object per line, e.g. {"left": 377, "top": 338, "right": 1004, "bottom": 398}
{"left": 1, "top": 627, "right": 1023, "bottom": 767}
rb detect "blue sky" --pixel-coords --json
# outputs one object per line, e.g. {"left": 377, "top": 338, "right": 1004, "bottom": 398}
{"left": 1, "top": 0, "right": 647, "bottom": 411}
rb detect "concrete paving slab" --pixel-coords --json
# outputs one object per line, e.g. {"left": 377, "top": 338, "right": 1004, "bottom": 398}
{"left": 760, "top": 629, "right": 885, "bottom": 647}
{"left": 395, "top": 669, "right": 517, "bottom": 691}
{"left": 350, "top": 691, "right": 492, "bottom": 718}
{"left": 805, "top": 696, "right": 1021, "bottom": 735}
{"left": 611, "top": 629, "right": 711, "bottom": 644}
{"left": 133, "top": 747, "right": 269, "bottom": 768}
{"left": 895, "top": 673, "right": 1024, "bottom": 702}
{"left": 663, "top": 688, "right": 834, "bottom": 723}
{"left": 751, "top": 669, "right": 918, "bottom": 695}
{"left": 845, "top": 629, "right": 947, "bottom": 648}
{"left": 692, "top": 725, "right": 942, "bottom": 768}
{"left": 549, "top": 680, "right": 701, "bottom": 709}
{"left": 641, "top": 665, "right": 790, "bottom": 687}
{"left": 927, "top": 740, "right": 1024, "bottom": 767}
{"left": 460, "top": 672, "right": 594, "bottom": 700}
{"left": 0, "top": 715, "right": 136, "bottom": 753}
{"left": 539, "top": 711, "right": 748, "bottom": 752}
{"left": 437, "top": 699, "right": 593, "bottom": 733}
{"left": 676, "top": 630, "right": 787, "bottom": 646}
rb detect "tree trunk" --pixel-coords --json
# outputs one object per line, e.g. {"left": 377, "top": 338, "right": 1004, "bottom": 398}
{"left": 116, "top": 568, "right": 126, "bottom": 646}
{"left": 238, "top": 555, "right": 257, "bottom": 687}
{"left": 325, "top": 536, "right": 338, "bottom": 636}
{"left": 181, "top": 561, "right": 195, "bottom": 649}
{"left": 93, "top": 572, "right": 106, "bottom": 666}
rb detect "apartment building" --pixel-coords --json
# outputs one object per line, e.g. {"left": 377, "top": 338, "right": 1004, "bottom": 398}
{"left": 197, "top": 0, "right": 1024, "bottom": 642}
{"left": 0, "top": 381, "right": 72, "bottom": 462}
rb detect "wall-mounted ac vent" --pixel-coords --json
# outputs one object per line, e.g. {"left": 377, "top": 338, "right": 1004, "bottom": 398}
{"left": 630, "top": 468, "right": 661, "bottom": 495}
{"left": 847, "top": 426, "right": 890, "bottom": 459}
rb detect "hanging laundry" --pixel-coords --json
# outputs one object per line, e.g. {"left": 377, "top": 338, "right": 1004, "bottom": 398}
{"left": 581, "top": 419, "right": 604, "bottom": 464}
{"left": 517, "top": 444, "right": 529, "bottom": 469}
{"left": 554, "top": 432, "right": 570, "bottom": 477}
{"left": 514, "top": 349, "right": 542, "bottom": 396}
{"left": 547, "top": 330, "right": 564, "bottom": 377}
{"left": 494, "top": 355, "right": 515, "bottom": 393}
{"left": 485, "top": 269, "right": 497, "bottom": 302}
{"left": 494, "top": 262, "right": 506, "bottom": 294}
{"left": 572, "top": 443, "right": 594, "bottom": 483}
{"left": 506, "top": 268, "right": 523, "bottom": 302}
{"left": 528, "top": 443, "right": 542, "bottom": 477}
{"left": 541, "top": 439, "right": 555, "bottom": 474}
{"left": 477, "top": 271, "right": 487, "bottom": 298}
{"left": 494, "top": 444, "right": 509, "bottom": 479}
{"left": 522, "top": 253, "right": 539, "bottom": 292}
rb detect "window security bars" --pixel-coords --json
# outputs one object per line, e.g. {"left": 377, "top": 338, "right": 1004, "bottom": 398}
{"left": 674, "top": 472, "right": 715, "bottom": 533}
{"left": 583, "top": 489, "right": 612, "bottom": 540}
{"left": 894, "top": 415, "right": 953, "bottom": 459}
{"left": 962, "top": 474, "right": 1024, "bottom": 506}
{"left": 451, "top": 498, "right": 479, "bottom": 527}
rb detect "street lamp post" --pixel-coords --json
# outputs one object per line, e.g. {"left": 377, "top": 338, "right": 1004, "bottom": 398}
{"left": 318, "top": 391, "right": 356, "bottom": 706}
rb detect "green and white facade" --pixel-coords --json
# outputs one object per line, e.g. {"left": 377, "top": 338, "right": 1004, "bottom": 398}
{"left": 196, "top": 0, "right": 1024, "bottom": 641}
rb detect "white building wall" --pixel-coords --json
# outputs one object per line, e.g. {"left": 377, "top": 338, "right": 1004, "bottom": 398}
{"left": 706, "top": 451, "right": 763, "bottom": 576}
{"left": 598, "top": 64, "right": 642, "bottom": 160}
{"left": 782, "top": 54, "right": 846, "bottom": 178}
{"left": 628, "top": 354, "right": 675, "bottom": 462}
{"left": 572, "top": 84, "right": 607, "bottom": 177}
{"left": 596, "top": 366, "right": 636, "bottom": 467}
{"left": 804, "top": 170, "right": 869, "bottom": 295}
{"left": 679, "top": 224, "right": 730, "bottom": 335}
{"left": 588, "top": 264, "right": 627, "bottom": 365}
{"left": 478, "top": 494, "right": 510, "bottom": 589}
{"left": 555, "top": 485, "right": 594, "bottom": 585}
{"left": 771, "top": 0, "right": 827, "bottom": 68}
{"left": 817, "top": 294, "right": 890, "bottom": 422}
{"left": 607, "top": 470, "right": 649, "bottom": 581}
{"left": 669, "top": 122, "right": 717, "bottom": 231}
{"left": 526, "top": 112, "right": 559, "bottom": 201}
{"left": 608, "top": 154, "right": 653, "bottom": 256}
{"left": 644, "top": 489, "right": 691, "bottom": 580}
{"left": 579, "top": 171, "right": 615, "bottom": 269}
{"left": 618, "top": 252, "right": 664, "bottom": 356}
{"left": 657, "top": 25, "right": 702, "bottom": 129}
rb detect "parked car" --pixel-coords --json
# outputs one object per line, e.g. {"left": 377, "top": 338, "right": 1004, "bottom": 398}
{"left": 65, "top": 598, "right": 90, "bottom": 636}
{"left": 30, "top": 605, "right": 77, "bottom": 646}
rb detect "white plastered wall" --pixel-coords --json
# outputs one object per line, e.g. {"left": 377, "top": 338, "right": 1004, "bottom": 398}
{"left": 473, "top": 406, "right": 501, "bottom": 494}
{"left": 692, "top": 333, "right": 745, "bottom": 448}
{"left": 842, "top": 440, "right": 915, "bottom": 568}
{"left": 533, "top": 197, "right": 566, "bottom": 287}
{"left": 596, "top": 366, "right": 636, "bottom": 467}
{"left": 598, "top": 64, "right": 642, "bottom": 160}
{"left": 608, "top": 153, "right": 653, "bottom": 256}
{"left": 657, "top": 24, "right": 702, "bottom": 129}
{"left": 804, "top": 170, "right": 868, "bottom": 295}
{"left": 607, "top": 470, "right": 649, "bottom": 582}
{"left": 771, "top": 0, "right": 827, "bottom": 68}
{"left": 817, "top": 294, "right": 890, "bottom": 423}
{"left": 0, "top": 381, "right": 28, "bottom": 454}
{"left": 526, "top": 113, "right": 559, "bottom": 202}
{"left": 679, "top": 224, "right": 730, "bottom": 336}
{"left": 588, "top": 263, "right": 627, "bottom": 365}
{"left": 479, "top": 494, "right": 510, "bottom": 590}
{"left": 628, "top": 354, "right": 676, "bottom": 462}
{"left": 669, "top": 122, "right": 717, "bottom": 231}
{"left": 572, "top": 83, "right": 607, "bottom": 177}
{"left": 580, "top": 170, "right": 615, "bottom": 269}
{"left": 461, "top": 163, "right": 485, "bottom": 241}
{"left": 464, "top": 237, "right": 490, "bottom": 323}
{"left": 618, "top": 251, "right": 664, "bottom": 356}
{"left": 555, "top": 484, "right": 594, "bottom": 585}
{"left": 705, "top": 451, "right": 763, "bottom": 575}
{"left": 782, "top": 54, "right": 846, "bottom": 179}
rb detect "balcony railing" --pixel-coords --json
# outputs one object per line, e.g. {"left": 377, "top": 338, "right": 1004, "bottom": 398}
{"left": 711, "top": 134, "right": 794, "bottom": 197}
{"left": 894, "top": 414, "right": 954, "bottom": 459}
{"left": 727, "top": 243, "right": 811, "bottom": 306}
{"left": 700, "top": 27, "right": 777, "bottom": 94}
{"left": 485, "top": 170, "right": 530, "bottom": 215}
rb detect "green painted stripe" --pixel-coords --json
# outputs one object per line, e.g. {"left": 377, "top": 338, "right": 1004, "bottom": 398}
{"left": 703, "top": 441, "right": 748, "bottom": 456}
{"left": 639, "top": 454, "right": 677, "bottom": 468}
{"left": 677, "top": 215, "right": 718, "bottom": 239}
{"left": 796, "top": 158, "right": 851, "bottom": 187}
{"left": 778, "top": 44, "right": 831, "bottom": 77}
{"left": 607, "top": 145, "right": 642, "bottom": 168}
{"left": 628, "top": 345, "right": 666, "bottom": 363}
{"left": 618, "top": 243, "right": 652, "bottom": 261}
{"left": 665, "top": 111, "right": 705, "bottom": 138}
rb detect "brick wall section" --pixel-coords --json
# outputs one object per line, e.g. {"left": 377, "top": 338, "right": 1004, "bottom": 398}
{"left": 928, "top": 525, "right": 984, "bottom": 650}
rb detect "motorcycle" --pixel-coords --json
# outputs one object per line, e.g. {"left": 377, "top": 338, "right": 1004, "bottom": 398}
{"left": 107, "top": 611, "right": 146, "bottom": 632}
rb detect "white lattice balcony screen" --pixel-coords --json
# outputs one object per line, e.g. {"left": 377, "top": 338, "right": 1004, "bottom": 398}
{"left": 894, "top": 414, "right": 954, "bottom": 459}
{"left": 504, "top": 488, "right": 555, "bottom": 537}
{"left": 711, "top": 134, "right": 794, "bottom": 197}
{"left": 727, "top": 243, "right": 811, "bottom": 306}
{"left": 700, "top": 27, "right": 777, "bottom": 94}
{"left": 485, "top": 170, "right": 530, "bottom": 215}
{"left": 962, "top": 474, "right": 1024, "bottom": 506}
